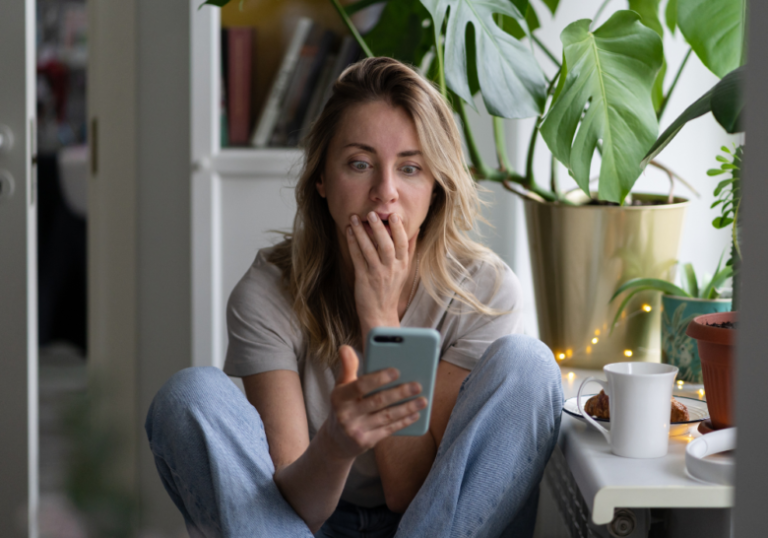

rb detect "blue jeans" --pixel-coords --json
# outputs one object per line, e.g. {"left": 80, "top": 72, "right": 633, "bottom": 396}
{"left": 145, "top": 334, "right": 563, "bottom": 538}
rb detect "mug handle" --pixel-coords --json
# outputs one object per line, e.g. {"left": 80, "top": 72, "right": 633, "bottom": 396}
{"left": 577, "top": 377, "right": 611, "bottom": 444}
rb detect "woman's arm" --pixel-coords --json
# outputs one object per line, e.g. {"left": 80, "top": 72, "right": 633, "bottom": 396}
{"left": 243, "top": 370, "right": 349, "bottom": 532}
{"left": 373, "top": 360, "right": 470, "bottom": 512}
{"left": 243, "top": 345, "right": 426, "bottom": 532}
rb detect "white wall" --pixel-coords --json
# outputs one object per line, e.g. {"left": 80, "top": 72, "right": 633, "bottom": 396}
{"left": 464, "top": 0, "right": 740, "bottom": 337}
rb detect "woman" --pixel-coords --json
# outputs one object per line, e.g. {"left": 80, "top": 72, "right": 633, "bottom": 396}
{"left": 146, "top": 57, "right": 563, "bottom": 538}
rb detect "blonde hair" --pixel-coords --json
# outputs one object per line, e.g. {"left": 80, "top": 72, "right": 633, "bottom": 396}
{"left": 269, "top": 57, "right": 504, "bottom": 367}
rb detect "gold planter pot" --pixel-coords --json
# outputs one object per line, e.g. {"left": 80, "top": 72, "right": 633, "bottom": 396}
{"left": 524, "top": 193, "right": 689, "bottom": 369}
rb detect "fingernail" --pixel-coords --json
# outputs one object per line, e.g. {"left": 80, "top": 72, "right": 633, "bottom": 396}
{"left": 410, "top": 383, "right": 421, "bottom": 394}
{"left": 347, "top": 226, "right": 353, "bottom": 236}
{"left": 390, "top": 214, "right": 399, "bottom": 224}
{"left": 368, "top": 211, "right": 378, "bottom": 223}
{"left": 351, "top": 215, "right": 360, "bottom": 226}
{"left": 417, "top": 398, "right": 427, "bottom": 409}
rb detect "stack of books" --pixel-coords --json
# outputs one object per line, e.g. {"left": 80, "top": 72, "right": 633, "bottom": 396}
{"left": 221, "top": 18, "right": 361, "bottom": 149}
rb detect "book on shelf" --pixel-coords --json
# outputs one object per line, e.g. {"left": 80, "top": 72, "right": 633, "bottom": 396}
{"left": 226, "top": 27, "right": 254, "bottom": 145}
{"left": 271, "top": 27, "right": 335, "bottom": 147}
{"left": 250, "top": 17, "right": 313, "bottom": 148}
{"left": 298, "top": 53, "right": 337, "bottom": 142}
{"left": 298, "top": 36, "right": 362, "bottom": 143}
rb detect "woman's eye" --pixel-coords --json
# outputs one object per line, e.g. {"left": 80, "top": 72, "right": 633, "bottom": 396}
{"left": 351, "top": 161, "right": 370, "bottom": 171}
{"left": 401, "top": 165, "right": 419, "bottom": 175}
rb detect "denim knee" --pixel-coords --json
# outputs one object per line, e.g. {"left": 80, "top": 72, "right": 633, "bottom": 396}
{"left": 145, "top": 366, "right": 233, "bottom": 445}
{"left": 474, "top": 334, "right": 564, "bottom": 417}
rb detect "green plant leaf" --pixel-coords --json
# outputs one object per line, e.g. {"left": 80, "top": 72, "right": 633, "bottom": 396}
{"left": 683, "top": 263, "right": 699, "bottom": 298}
{"left": 652, "top": 59, "right": 667, "bottom": 112}
{"left": 701, "top": 262, "right": 733, "bottom": 299}
{"left": 634, "top": 0, "right": 668, "bottom": 112}
{"left": 540, "top": 11, "right": 663, "bottom": 202}
{"left": 199, "top": 0, "right": 232, "bottom": 7}
{"left": 712, "top": 216, "right": 734, "bottom": 228}
{"left": 641, "top": 89, "right": 712, "bottom": 167}
{"left": 665, "top": 0, "right": 678, "bottom": 33}
{"left": 421, "top": 0, "right": 548, "bottom": 118}
{"left": 500, "top": 4, "right": 540, "bottom": 41}
{"left": 365, "top": 0, "right": 433, "bottom": 66}
{"left": 714, "top": 178, "right": 734, "bottom": 195}
{"left": 707, "top": 168, "right": 725, "bottom": 176}
{"left": 542, "top": 0, "right": 560, "bottom": 15}
{"left": 678, "top": 0, "right": 745, "bottom": 78}
{"left": 711, "top": 65, "right": 744, "bottom": 133}
{"left": 610, "top": 277, "right": 690, "bottom": 303}
{"left": 629, "top": 0, "right": 663, "bottom": 36}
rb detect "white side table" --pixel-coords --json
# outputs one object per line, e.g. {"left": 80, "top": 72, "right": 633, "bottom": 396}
{"left": 554, "top": 367, "right": 733, "bottom": 536}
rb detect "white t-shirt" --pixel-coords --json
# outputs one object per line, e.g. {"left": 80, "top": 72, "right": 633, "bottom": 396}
{"left": 224, "top": 247, "right": 524, "bottom": 507}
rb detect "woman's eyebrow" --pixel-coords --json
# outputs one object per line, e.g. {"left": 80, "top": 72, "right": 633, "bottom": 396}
{"left": 343, "top": 143, "right": 422, "bottom": 157}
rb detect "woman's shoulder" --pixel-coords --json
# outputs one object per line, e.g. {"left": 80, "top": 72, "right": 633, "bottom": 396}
{"left": 228, "top": 246, "right": 291, "bottom": 312}
{"left": 459, "top": 251, "right": 521, "bottom": 301}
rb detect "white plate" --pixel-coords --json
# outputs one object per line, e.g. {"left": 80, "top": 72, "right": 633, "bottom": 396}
{"left": 563, "top": 395, "right": 709, "bottom": 437}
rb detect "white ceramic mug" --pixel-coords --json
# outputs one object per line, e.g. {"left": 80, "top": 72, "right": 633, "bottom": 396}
{"left": 577, "top": 362, "right": 679, "bottom": 458}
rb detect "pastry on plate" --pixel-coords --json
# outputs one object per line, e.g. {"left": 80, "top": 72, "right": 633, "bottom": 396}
{"left": 584, "top": 390, "right": 690, "bottom": 422}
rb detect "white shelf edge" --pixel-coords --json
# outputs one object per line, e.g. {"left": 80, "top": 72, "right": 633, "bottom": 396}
{"left": 209, "top": 148, "right": 304, "bottom": 177}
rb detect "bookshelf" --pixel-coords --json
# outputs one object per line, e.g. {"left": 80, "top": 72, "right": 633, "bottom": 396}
{"left": 192, "top": 2, "right": 333, "bottom": 368}
{"left": 220, "top": 0, "right": 351, "bottom": 128}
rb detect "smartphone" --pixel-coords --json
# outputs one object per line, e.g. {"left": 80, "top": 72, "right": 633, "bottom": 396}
{"left": 363, "top": 327, "right": 441, "bottom": 436}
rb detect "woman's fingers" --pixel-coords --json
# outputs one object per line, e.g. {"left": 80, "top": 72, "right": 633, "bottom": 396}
{"left": 366, "top": 212, "right": 395, "bottom": 264}
{"left": 372, "top": 397, "right": 426, "bottom": 430}
{"left": 390, "top": 213, "right": 409, "bottom": 261}
{"left": 349, "top": 214, "right": 381, "bottom": 267}
{"left": 333, "top": 366, "right": 399, "bottom": 402}
{"left": 361, "top": 381, "right": 422, "bottom": 414}
{"left": 346, "top": 225, "right": 368, "bottom": 271}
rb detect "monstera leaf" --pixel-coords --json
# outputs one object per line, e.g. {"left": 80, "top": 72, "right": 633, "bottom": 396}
{"left": 678, "top": 0, "right": 745, "bottom": 78}
{"left": 420, "top": 0, "right": 547, "bottom": 118}
{"left": 540, "top": 11, "right": 663, "bottom": 203}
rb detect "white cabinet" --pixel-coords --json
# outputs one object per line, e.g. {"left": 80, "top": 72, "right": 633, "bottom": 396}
{"left": 191, "top": 5, "right": 302, "bottom": 368}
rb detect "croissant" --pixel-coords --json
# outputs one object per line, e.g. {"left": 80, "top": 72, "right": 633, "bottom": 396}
{"left": 584, "top": 390, "right": 690, "bottom": 422}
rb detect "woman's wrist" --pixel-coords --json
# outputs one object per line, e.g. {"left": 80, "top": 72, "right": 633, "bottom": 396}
{"left": 315, "top": 421, "right": 360, "bottom": 467}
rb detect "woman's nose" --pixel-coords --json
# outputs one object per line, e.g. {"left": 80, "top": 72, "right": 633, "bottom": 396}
{"left": 370, "top": 167, "right": 398, "bottom": 203}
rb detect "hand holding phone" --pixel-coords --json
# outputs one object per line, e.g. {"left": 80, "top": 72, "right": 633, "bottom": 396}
{"left": 364, "top": 327, "right": 441, "bottom": 436}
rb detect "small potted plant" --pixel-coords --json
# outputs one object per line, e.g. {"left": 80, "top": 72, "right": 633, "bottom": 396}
{"left": 610, "top": 259, "right": 732, "bottom": 383}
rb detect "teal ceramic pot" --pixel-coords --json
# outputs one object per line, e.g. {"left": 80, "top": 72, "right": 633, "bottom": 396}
{"left": 661, "top": 295, "right": 732, "bottom": 383}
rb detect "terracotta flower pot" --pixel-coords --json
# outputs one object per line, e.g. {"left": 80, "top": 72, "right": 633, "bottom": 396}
{"left": 686, "top": 312, "right": 737, "bottom": 429}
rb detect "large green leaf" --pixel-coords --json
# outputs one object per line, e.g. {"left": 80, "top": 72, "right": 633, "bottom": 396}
{"left": 678, "top": 0, "right": 745, "bottom": 78}
{"left": 365, "top": 0, "right": 433, "bottom": 66}
{"left": 641, "top": 66, "right": 744, "bottom": 167}
{"left": 421, "top": 0, "right": 547, "bottom": 118}
{"left": 539, "top": 11, "right": 663, "bottom": 203}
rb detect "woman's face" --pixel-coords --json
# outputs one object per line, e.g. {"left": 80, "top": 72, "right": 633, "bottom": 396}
{"left": 317, "top": 100, "right": 436, "bottom": 259}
